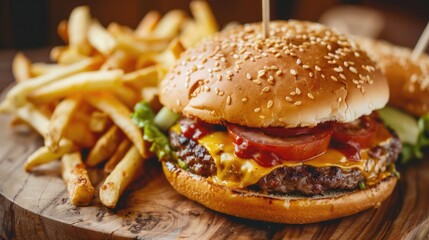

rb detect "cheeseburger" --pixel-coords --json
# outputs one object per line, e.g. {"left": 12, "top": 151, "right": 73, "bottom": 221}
{"left": 356, "top": 37, "right": 429, "bottom": 117}
{"left": 159, "top": 21, "right": 401, "bottom": 223}
{"left": 356, "top": 37, "right": 429, "bottom": 162}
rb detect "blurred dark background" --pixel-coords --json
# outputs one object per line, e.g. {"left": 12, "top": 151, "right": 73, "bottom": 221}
{"left": 0, "top": 0, "right": 428, "bottom": 50}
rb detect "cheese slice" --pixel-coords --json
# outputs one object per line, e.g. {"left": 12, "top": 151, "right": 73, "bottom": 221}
{"left": 171, "top": 123, "right": 394, "bottom": 189}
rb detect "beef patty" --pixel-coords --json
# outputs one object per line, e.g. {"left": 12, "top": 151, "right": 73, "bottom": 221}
{"left": 169, "top": 131, "right": 401, "bottom": 195}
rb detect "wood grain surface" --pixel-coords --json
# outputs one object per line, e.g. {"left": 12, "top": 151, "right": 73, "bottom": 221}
{"left": 0, "top": 50, "right": 428, "bottom": 239}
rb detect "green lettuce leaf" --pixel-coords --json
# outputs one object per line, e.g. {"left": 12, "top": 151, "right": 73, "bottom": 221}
{"left": 378, "top": 107, "right": 429, "bottom": 164}
{"left": 131, "top": 102, "right": 182, "bottom": 165}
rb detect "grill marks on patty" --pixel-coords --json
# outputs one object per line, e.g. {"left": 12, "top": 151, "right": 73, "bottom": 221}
{"left": 169, "top": 131, "right": 400, "bottom": 195}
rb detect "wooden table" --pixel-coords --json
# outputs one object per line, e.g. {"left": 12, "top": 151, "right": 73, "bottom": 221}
{"left": 0, "top": 49, "right": 428, "bottom": 240}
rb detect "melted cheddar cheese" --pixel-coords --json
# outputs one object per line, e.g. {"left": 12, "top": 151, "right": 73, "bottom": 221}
{"left": 171, "top": 123, "right": 394, "bottom": 189}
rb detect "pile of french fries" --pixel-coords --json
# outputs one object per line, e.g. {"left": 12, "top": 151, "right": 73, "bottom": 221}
{"left": 0, "top": 2, "right": 218, "bottom": 208}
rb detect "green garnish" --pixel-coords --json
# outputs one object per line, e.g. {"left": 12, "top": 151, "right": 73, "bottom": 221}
{"left": 392, "top": 167, "right": 401, "bottom": 178}
{"left": 358, "top": 182, "right": 366, "bottom": 190}
{"left": 131, "top": 102, "right": 178, "bottom": 162}
{"left": 378, "top": 107, "right": 429, "bottom": 164}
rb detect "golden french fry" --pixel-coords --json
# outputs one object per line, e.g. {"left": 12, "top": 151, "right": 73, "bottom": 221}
{"left": 50, "top": 46, "right": 67, "bottom": 62}
{"left": 64, "top": 120, "right": 96, "bottom": 148}
{"left": 181, "top": 2, "right": 218, "bottom": 48}
{"left": 155, "top": 38, "right": 185, "bottom": 70}
{"left": 152, "top": 10, "right": 187, "bottom": 38}
{"left": 135, "top": 54, "right": 157, "bottom": 69}
{"left": 100, "top": 50, "right": 135, "bottom": 72}
{"left": 0, "top": 57, "right": 103, "bottom": 112}
{"left": 57, "top": 47, "right": 88, "bottom": 65}
{"left": 109, "top": 23, "right": 170, "bottom": 56}
{"left": 89, "top": 111, "right": 111, "bottom": 133}
{"left": 104, "top": 138, "right": 132, "bottom": 174}
{"left": 99, "top": 146, "right": 143, "bottom": 208}
{"left": 57, "top": 20, "right": 69, "bottom": 43}
{"left": 25, "top": 139, "right": 75, "bottom": 172}
{"left": 113, "top": 85, "right": 139, "bottom": 109}
{"left": 68, "top": 5, "right": 92, "bottom": 55}
{"left": 12, "top": 52, "right": 32, "bottom": 83}
{"left": 141, "top": 87, "right": 162, "bottom": 113}
{"left": 85, "top": 92, "right": 147, "bottom": 158}
{"left": 190, "top": 1, "right": 219, "bottom": 34}
{"left": 46, "top": 96, "right": 81, "bottom": 151}
{"left": 10, "top": 116, "right": 29, "bottom": 127}
{"left": 135, "top": 11, "right": 161, "bottom": 37}
{"left": 122, "top": 65, "right": 159, "bottom": 89}
{"left": 88, "top": 20, "right": 116, "bottom": 56}
{"left": 15, "top": 103, "right": 49, "bottom": 135}
{"left": 61, "top": 152, "right": 95, "bottom": 206}
{"left": 28, "top": 70, "right": 124, "bottom": 104}
{"left": 31, "top": 63, "right": 63, "bottom": 76}
{"left": 86, "top": 126, "right": 124, "bottom": 167}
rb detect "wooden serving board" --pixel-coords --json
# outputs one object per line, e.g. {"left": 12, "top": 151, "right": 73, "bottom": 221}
{"left": 0, "top": 94, "right": 428, "bottom": 240}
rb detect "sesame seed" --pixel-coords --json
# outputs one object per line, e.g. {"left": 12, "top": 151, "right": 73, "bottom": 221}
{"left": 354, "top": 52, "right": 360, "bottom": 57}
{"left": 349, "top": 66, "right": 358, "bottom": 74}
{"left": 303, "top": 64, "right": 309, "bottom": 69}
{"left": 294, "top": 101, "right": 302, "bottom": 106}
{"left": 254, "top": 107, "right": 261, "bottom": 113}
{"left": 331, "top": 76, "right": 338, "bottom": 81}
{"left": 315, "top": 65, "right": 321, "bottom": 71}
{"left": 267, "top": 100, "right": 273, "bottom": 108}
{"left": 258, "top": 70, "right": 266, "bottom": 78}
{"left": 344, "top": 61, "right": 349, "bottom": 67}
{"left": 259, "top": 115, "right": 266, "bottom": 119}
{"left": 295, "top": 87, "right": 301, "bottom": 95}
{"left": 296, "top": 59, "right": 302, "bottom": 65}
{"left": 334, "top": 66, "right": 343, "bottom": 72}
{"left": 253, "top": 79, "right": 262, "bottom": 85}
{"left": 276, "top": 70, "right": 282, "bottom": 76}
{"left": 242, "top": 97, "right": 248, "bottom": 102}
{"left": 321, "top": 74, "right": 325, "bottom": 78}
{"left": 339, "top": 74, "right": 346, "bottom": 80}
{"left": 275, "top": 53, "right": 281, "bottom": 58}
{"left": 307, "top": 93, "right": 314, "bottom": 99}
{"left": 338, "top": 97, "right": 342, "bottom": 102}
{"left": 216, "top": 74, "right": 222, "bottom": 81}
{"left": 227, "top": 96, "right": 232, "bottom": 105}
{"left": 262, "top": 87, "right": 270, "bottom": 92}
{"left": 285, "top": 96, "right": 292, "bottom": 102}
{"left": 290, "top": 69, "right": 297, "bottom": 76}
{"left": 309, "top": 72, "right": 314, "bottom": 78}
{"left": 246, "top": 73, "right": 252, "bottom": 80}
{"left": 219, "top": 91, "right": 225, "bottom": 96}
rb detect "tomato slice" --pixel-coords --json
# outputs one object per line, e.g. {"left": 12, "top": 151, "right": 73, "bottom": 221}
{"left": 332, "top": 114, "right": 378, "bottom": 149}
{"left": 180, "top": 118, "right": 214, "bottom": 140}
{"left": 227, "top": 124, "right": 333, "bottom": 166}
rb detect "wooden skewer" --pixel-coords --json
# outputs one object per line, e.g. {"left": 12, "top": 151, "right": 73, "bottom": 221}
{"left": 262, "top": 0, "right": 270, "bottom": 39}
{"left": 411, "top": 22, "right": 429, "bottom": 61}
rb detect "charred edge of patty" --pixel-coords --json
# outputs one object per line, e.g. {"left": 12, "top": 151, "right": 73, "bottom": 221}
{"left": 168, "top": 131, "right": 401, "bottom": 195}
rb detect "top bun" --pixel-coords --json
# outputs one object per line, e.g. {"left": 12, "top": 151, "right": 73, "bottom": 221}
{"left": 160, "top": 20, "right": 388, "bottom": 127}
{"left": 356, "top": 37, "right": 429, "bottom": 116}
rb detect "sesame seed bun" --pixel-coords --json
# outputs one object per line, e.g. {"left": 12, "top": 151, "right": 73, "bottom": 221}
{"left": 160, "top": 20, "right": 388, "bottom": 127}
{"left": 356, "top": 37, "right": 429, "bottom": 116}
{"left": 162, "top": 161, "right": 397, "bottom": 224}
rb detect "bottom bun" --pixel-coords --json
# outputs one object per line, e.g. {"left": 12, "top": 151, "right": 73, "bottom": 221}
{"left": 162, "top": 161, "right": 397, "bottom": 224}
